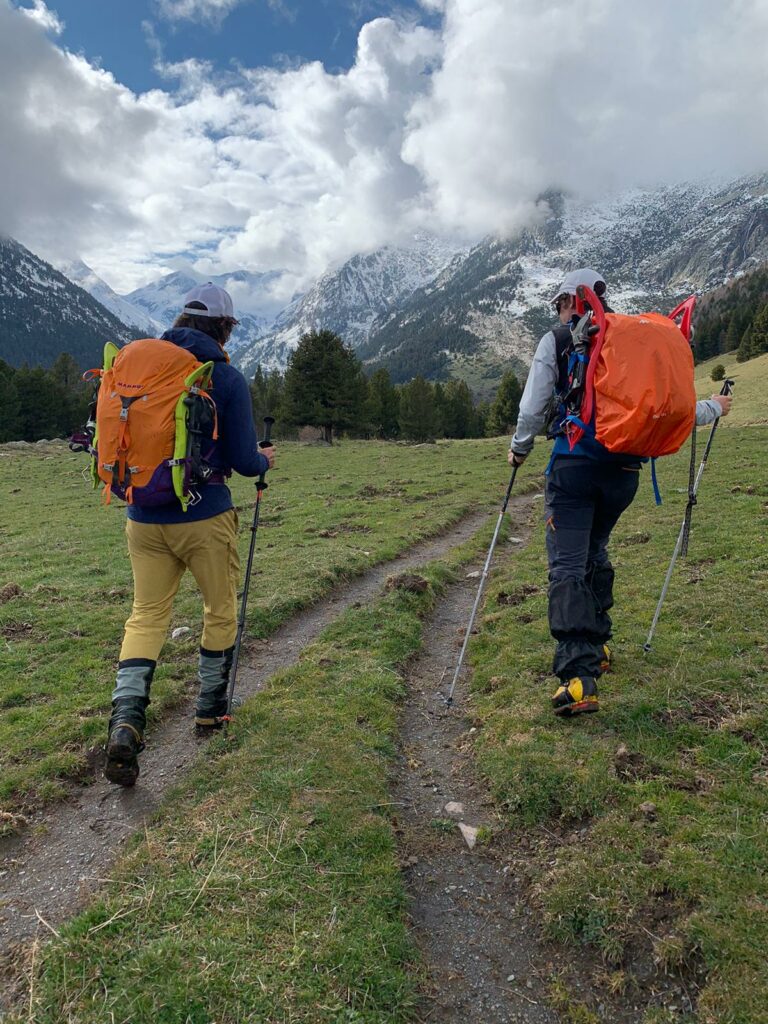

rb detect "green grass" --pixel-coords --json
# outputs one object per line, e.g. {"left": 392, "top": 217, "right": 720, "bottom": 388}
{"left": 16, "top": 520, "right": 499, "bottom": 1024}
{"left": 7, "top": 380, "right": 767, "bottom": 1021}
{"left": 0, "top": 437, "right": 515, "bottom": 821}
{"left": 694, "top": 350, "right": 768, "bottom": 426}
{"left": 470, "top": 426, "right": 768, "bottom": 1023}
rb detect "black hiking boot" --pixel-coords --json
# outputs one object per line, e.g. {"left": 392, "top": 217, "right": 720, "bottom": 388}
{"left": 552, "top": 676, "right": 599, "bottom": 717}
{"left": 104, "top": 724, "right": 143, "bottom": 786}
{"left": 104, "top": 693, "right": 148, "bottom": 786}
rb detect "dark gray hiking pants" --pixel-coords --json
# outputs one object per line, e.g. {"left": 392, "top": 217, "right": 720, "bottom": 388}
{"left": 544, "top": 457, "right": 640, "bottom": 680}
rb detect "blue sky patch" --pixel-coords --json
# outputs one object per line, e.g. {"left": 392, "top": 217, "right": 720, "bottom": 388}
{"left": 44, "top": 0, "right": 436, "bottom": 93}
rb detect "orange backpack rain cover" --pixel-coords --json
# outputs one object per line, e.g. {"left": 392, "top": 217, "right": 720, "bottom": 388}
{"left": 593, "top": 312, "right": 696, "bottom": 457}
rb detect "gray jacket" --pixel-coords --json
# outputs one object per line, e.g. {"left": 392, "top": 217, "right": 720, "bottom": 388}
{"left": 510, "top": 329, "right": 722, "bottom": 455}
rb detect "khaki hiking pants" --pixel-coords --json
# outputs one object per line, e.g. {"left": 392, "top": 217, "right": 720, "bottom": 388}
{"left": 120, "top": 509, "right": 240, "bottom": 662}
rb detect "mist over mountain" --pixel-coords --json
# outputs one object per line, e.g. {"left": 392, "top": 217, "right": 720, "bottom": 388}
{"left": 6, "top": 174, "right": 768, "bottom": 390}
{"left": 355, "top": 175, "right": 768, "bottom": 390}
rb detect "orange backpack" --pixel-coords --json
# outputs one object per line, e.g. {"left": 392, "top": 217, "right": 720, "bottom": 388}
{"left": 564, "top": 289, "right": 696, "bottom": 458}
{"left": 92, "top": 338, "right": 216, "bottom": 510}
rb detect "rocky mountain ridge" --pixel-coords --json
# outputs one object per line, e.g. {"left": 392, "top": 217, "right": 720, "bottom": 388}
{"left": 6, "top": 174, "right": 767, "bottom": 386}
{"left": 236, "top": 236, "right": 466, "bottom": 377}
{"left": 357, "top": 176, "right": 768, "bottom": 387}
{"left": 0, "top": 238, "right": 135, "bottom": 370}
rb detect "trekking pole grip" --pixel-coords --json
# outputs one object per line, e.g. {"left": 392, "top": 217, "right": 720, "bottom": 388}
{"left": 256, "top": 416, "right": 275, "bottom": 492}
{"left": 261, "top": 415, "right": 275, "bottom": 445}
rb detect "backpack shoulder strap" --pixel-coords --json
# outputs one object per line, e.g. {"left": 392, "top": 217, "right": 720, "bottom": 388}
{"left": 103, "top": 342, "right": 120, "bottom": 372}
{"left": 552, "top": 325, "right": 573, "bottom": 395}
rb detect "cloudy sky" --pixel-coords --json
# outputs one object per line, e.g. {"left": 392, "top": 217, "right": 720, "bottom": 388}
{"left": 2, "top": 0, "right": 767, "bottom": 298}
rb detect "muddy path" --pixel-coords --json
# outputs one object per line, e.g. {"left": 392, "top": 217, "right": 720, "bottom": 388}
{"left": 392, "top": 497, "right": 558, "bottom": 1024}
{"left": 0, "top": 498, "right": 537, "bottom": 1009}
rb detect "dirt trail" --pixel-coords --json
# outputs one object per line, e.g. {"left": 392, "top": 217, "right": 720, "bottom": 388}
{"left": 393, "top": 497, "right": 558, "bottom": 1023}
{"left": 0, "top": 501, "right": 527, "bottom": 1008}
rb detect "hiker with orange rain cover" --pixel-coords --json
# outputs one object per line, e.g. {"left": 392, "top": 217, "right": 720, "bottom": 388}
{"left": 86, "top": 283, "right": 276, "bottom": 786}
{"left": 508, "top": 269, "right": 732, "bottom": 717}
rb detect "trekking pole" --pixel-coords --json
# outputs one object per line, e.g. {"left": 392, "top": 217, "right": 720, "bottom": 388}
{"left": 223, "top": 415, "right": 275, "bottom": 731}
{"left": 444, "top": 465, "right": 519, "bottom": 707}
{"left": 643, "top": 379, "right": 734, "bottom": 653}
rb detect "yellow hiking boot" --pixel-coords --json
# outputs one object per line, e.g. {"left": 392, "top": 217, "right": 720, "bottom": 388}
{"left": 552, "top": 676, "right": 599, "bottom": 717}
{"left": 600, "top": 644, "right": 612, "bottom": 674}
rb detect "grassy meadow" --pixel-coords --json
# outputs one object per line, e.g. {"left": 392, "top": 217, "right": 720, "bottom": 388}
{"left": 0, "top": 437, "right": 514, "bottom": 823}
{"left": 10, "top": 514, "right": 497, "bottom": 1024}
{"left": 471, "top": 422, "right": 768, "bottom": 1023}
{"left": 3, "top": 350, "right": 766, "bottom": 1022}
{"left": 694, "top": 349, "right": 768, "bottom": 426}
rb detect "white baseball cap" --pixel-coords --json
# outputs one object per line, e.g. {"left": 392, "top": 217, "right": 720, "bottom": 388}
{"left": 182, "top": 282, "right": 238, "bottom": 320}
{"left": 549, "top": 268, "right": 606, "bottom": 303}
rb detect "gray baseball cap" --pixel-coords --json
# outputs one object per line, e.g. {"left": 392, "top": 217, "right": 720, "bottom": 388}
{"left": 549, "top": 268, "right": 606, "bottom": 303}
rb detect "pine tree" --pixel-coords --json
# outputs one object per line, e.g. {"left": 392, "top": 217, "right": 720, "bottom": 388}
{"left": 487, "top": 371, "right": 522, "bottom": 436}
{"left": 13, "top": 366, "right": 69, "bottom": 441}
{"left": 51, "top": 352, "right": 90, "bottom": 434}
{"left": 366, "top": 368, "right": 400, "bottom": 439}
{"left": 51, "top": 352, "right": 81, "bottom": 391}
{"left": 250, "top": 365, "right": 268, "bottom": 423}
{"left": 264, "top": 370, "right": 287, "bottom": 436}
{"left": 724, "top": 316, "right": 742, "bottom": 354}
{"left": 441, "top": 380, "right": 475, "bottom": 438}
{"left": 474, "top": 400, "right": 491, "bottom": 439}
{"left": 398, "top": 377, "right": 438, "bottom": 442}
{"left": 737, "top": 324, "right": 753, "bottom": 363}
{"left": 282, "top": 330, "right": 366, "bottom": 443}
{"left": 746, "top": 303, "right": 768, "bottom": 359}
{"left": 432, "top": 382, "right": 447, "bottom": 438}
{"left": 0, "top": 360, "right": 21, "bottom": 443}
{"left": 250, "top": 364, "right": 288, "bottom": 438}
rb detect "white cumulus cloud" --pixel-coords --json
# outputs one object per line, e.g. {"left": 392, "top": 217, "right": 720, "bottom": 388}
{"left": 17, "top": 0, "right": 63, "bottom": 33}
{"left": 403, "top": 0, "right": 768, "bottom": 237}
{"left": 2, "top": 0, "right": 767, "bottom": 296}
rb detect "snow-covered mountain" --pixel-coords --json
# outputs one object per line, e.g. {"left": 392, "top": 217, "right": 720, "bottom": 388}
{"left": 236, "top": 236, "right": 466, "bottom": 376}
{"left": 0, "top": 237, "right": 135, "bottom": 369}
{"left": 12, "top": 173, "right": 768, "bottom": 386}
{"left": 358, "top": 175, "right": 768, "bottom": 386}
{"left": 57, "top": 259, "right": 159, "bottom": 335}
{"left": 125, "top": 268, "right": 280, "bottom": 356}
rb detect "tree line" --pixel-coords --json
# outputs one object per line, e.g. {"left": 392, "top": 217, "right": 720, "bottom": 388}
{"left": 0, "top": 331, "right": 521, "bottom": 445}
{"left": 0, "top": 354, "right": 91, "bottom": 443}
{"left": 250, "top": 329, "right": 521, "bottom": 443}
{"left": 694, "top": 265, "right": 768, "bottom": 363}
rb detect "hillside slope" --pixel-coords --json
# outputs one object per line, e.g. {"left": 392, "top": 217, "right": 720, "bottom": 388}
{"left": 0, "top": 238, "right": 135, "bottom": 369}
{"left": 694, "top": 350, "right": 768, "bottom": 426}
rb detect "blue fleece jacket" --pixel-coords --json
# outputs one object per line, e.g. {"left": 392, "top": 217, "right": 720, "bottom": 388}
{"left": 126, "top": 328, "right": 269, "bottom": 525}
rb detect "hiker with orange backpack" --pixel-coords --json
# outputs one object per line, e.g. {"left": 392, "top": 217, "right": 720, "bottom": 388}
{"left": 98, "top": 283, "right": 275, "bottom": 785}
{"left": 508, "top": 269, "right": 731, "bottom": 717}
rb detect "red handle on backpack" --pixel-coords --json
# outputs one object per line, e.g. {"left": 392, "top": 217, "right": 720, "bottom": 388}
{"left": 667, "top": 295, "right": 696, "bottom": 343}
